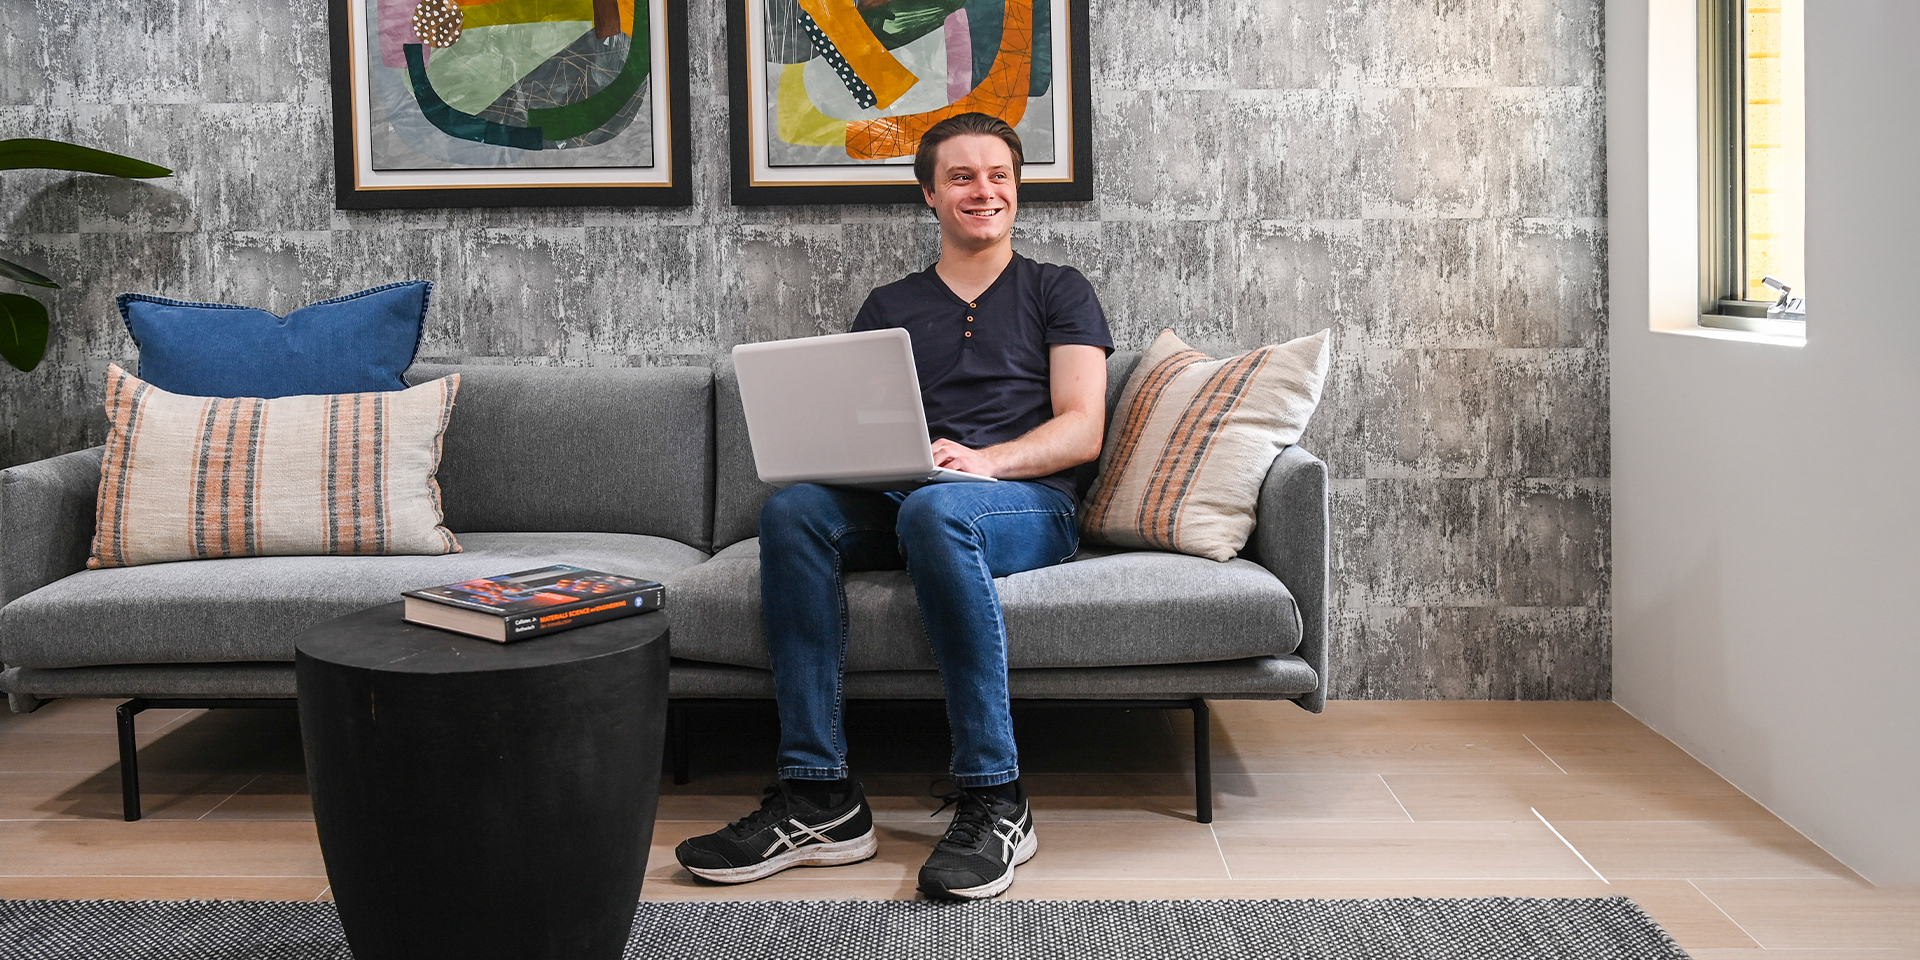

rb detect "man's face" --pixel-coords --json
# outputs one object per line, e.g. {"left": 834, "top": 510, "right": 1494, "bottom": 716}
{"left": 922, "top": 133, "right": 1018, "bottom": 251}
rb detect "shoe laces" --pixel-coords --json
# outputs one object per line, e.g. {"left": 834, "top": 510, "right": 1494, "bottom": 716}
{"left": 929, "top": 787, "right": 998, "bottom": 850}
{"left": 721, "top": 781, "right": 795, "bottom": 838}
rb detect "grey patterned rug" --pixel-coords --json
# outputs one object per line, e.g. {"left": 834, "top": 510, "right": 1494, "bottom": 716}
{"left": 0, "top": 896, "right": 1689, "bottom": 959}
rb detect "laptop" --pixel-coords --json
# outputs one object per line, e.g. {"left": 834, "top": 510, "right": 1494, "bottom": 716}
{"left": 732, "top": 328, "right": 998, "bottom": 487}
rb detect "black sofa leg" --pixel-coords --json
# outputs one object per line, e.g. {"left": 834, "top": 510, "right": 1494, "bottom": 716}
{"left": 1191, "top": 698, "right": 1212, "bottom": 824}
{"left": 117, "top": 699, "right": 150, "bottom": 822}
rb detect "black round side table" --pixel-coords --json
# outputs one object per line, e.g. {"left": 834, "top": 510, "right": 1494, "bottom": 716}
{"left": 295, "top": 602, "right": 669, "bottom": 960}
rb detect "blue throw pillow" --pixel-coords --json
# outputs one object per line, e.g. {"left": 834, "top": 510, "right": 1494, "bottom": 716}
{"left": 117, "top": 281, "right": 431, "bottom": 398}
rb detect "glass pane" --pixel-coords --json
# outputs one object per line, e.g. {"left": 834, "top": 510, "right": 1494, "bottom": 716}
{"left": 1743, "top": 0, "right": 1805, "bottom": 302}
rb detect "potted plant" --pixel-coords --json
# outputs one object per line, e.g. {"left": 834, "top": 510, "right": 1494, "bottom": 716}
{"left": 1, "top": 139, "right": 171, "bottom": 372}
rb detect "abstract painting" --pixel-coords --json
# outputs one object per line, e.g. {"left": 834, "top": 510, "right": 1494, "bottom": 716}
{"left": 328, "top": 0, "right": 690, "bottom": 207}
{"left": 728, "top": 0, "right": 1090, "bottom": 204}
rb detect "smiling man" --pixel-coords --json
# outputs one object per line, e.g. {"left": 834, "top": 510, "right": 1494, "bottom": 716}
{"left": 675, "top": 113, "right": 1113, "bottom": 900}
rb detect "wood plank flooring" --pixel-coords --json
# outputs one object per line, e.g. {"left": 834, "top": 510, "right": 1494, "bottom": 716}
{"left": 2, "top": 697, "right": 1914, "bottom": 956}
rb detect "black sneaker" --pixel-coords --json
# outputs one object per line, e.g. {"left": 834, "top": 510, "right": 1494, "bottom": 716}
{"left": 917, "top": 783, "right": 1037, "bottom": 900}
{"left": 675, "top": 780, "right": 878, "bottom": 883}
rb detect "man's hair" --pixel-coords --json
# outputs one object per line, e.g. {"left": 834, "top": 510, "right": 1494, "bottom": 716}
{"left": 913, "top": 113, "right": 1024, "bottom": 191}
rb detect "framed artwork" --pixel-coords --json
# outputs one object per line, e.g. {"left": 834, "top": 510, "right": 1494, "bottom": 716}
{"left": 728, "top": 0, "right": 1091, "bottom": 205}
{"left": 328, "top": 0, "right": 691, "bottom": 208}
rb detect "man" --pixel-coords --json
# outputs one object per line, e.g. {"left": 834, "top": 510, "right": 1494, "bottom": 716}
{"left": 676, "top": 113, "right": 1112, "bottom": 900}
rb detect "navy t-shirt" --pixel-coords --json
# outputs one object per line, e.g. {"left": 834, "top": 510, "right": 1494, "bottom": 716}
{"left": 850, "top": 253, "right": 1113, "bottom": 499}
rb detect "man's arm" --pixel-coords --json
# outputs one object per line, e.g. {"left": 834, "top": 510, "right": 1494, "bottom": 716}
{"left": 932, "top": 344, "right": 1107, "bottom": 479}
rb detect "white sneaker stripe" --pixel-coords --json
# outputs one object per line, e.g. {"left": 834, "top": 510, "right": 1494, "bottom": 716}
{"left": 758, "top": 802, "right": 865, "bottom": 859}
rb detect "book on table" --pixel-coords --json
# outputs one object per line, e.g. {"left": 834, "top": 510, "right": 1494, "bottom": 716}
{"left": 403, "top": 564, "right": 664, "bottom": 642}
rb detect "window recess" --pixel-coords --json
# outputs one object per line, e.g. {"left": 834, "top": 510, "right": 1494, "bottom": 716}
{"left": 1698, "top": 0, "right": 1806, "bottom": 337}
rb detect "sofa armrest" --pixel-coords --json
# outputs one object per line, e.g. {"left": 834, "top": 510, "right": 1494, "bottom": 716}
{"left": 1, "top": 446, "right": 103, "bottom": 607}
{"left": 1250, "top": 444, "right": 1329, "bottom": 713}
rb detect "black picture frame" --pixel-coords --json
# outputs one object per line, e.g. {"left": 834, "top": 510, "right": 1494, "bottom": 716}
{"left": 328, "top": 0, "right": 692, "bottom": 209}
{"left": 728, "top": 0, "right": 1092, "bottom": 205}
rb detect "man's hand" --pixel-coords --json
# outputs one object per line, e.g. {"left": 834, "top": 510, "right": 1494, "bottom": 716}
{"left": 932, "top": 438, "right": 1000, "bottom": 477}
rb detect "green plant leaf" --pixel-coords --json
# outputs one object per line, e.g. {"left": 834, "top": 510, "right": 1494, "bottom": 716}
{"left": 0, "top": 292, "right": 51, "bottom": 372}
{"left": 0, "top": 138, "right": 171, "bottom": 178}
{"left": 0, "top": 255, "right": 60, "bottom": 288}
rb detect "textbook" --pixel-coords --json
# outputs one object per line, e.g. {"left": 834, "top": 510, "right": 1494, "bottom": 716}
{"left": 402, "top": 564, "right": 664, "bottom": 642}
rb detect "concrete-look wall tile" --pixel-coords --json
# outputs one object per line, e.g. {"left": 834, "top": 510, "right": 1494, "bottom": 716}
{"left": 168, "top": 104, "right": 333, "bottom": 233}
{"left": 1497, "top": 477, "right": 1609, "bottom": 608}
{"left": 1356, "top": 0, "right": 1600, "bottom": 89}
{"left": 1224, "top": 91, "right": 1365, "bottom": 221}
{"left": 1359, "top": 88, "right": 1492, "bottom": 219}
{"left": 1326, "top": 477, "right": 1370, "bottom": 611}
{"left": 1356, "top": 218, "right": 1501, "bottom": 348}
{"left": 1491, "top": 217, "right": 1607, "bottom": 348}
{"left": 1225, "top": 0, "right": 1365, "bottom": 91}
{"left": 1094, "top": 220, "right": 1233, "bottom": 348}
{"left": 1332, "top": 603, "right": 1608, "bottom": 700}
{"left": 580, "top": 225, "right": 719, "bottom": 356}
{"left": 1230, "top": 219, "right": 1363, "bottom": 343}
{"left": 1011, "top": 220, "right": 1105, "bottom": 282}
{"left": 1297, "top": 340, "right": 1365, "bottom": 480}
{"left": 1359, "top": 348, "right": 1495, "bottom": 480}
{"left": 440, "top": 227, "right": 592, "bottom": 357}
{"left": 0, "top": 4, "right": 51, "bottom": 106}
{"left": 67, "top": 103, "right": 199, "bottom": 235}
{"left": 714, "top": 223, "right": 852, "bottom": 345}
{"left": 1489, "top": 0, "right": 1605, "bottom": 89}
{"left": 1094, "top": 90, "right": 1231, "bottom": 222}
{"left": 1485, "top": 86, "right": 1606, "bottom": 219}
{"left": 187, "top": 230, "right": 342, "bottom": 318}
{"left": 1340, "top": 478, "right": 1500, "bottom": 608}
{"left": 328, "top": 227, "right": 453, "bottom": 295}
{"left": 1329, "top": 606, "right": 1421, "bottom": 700}
{"left": 55, "top": 232, "right": 197, "bottom": 362}
{"left": 2, "top": 171, "right": 84, "bottom": 237}
{"left": 1357, "top": 605, "right": 1511, "bottom": 700}
{"left": 684, "top": 0, "right": 727, "bottom": 95}
{"left": 1094, "top": 3, "right": 1232, "bottom": 92}
{"left": 0, "top": 362, "right": 111, "bottom": 468}
{"left": 1499, "top": 605, "right": 1610, "bottom": 700}
{"left": 36, "top": 0, "right": 203, "bottom": 105}
{"left": 198, "top": 0, "right": 328, "bottom": 106}
{"left": 1490, "top": 347, "right": 1608, "bottom": 478}
{"left": 841, "top": 220, "right": 941, "bottom": 308}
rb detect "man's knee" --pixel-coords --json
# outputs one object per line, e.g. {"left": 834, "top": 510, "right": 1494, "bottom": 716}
{"left": 895, "top": 486, "right": 976, "bottom": 546}
{"left": 760, "top": 483, "right": 837, "bottom": 542}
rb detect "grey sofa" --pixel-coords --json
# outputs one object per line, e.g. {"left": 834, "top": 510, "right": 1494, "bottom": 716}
{"left": 0, "top": 353, "right": 1328, "bottom": 821}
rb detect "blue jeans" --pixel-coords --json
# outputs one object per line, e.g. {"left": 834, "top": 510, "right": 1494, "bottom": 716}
{"left": 759, "top": 481, "right": 1079, "bottom": 787}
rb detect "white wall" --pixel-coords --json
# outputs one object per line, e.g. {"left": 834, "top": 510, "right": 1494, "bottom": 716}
{"left": 1609, "top": 0, "right": 1920, "bottom": 884}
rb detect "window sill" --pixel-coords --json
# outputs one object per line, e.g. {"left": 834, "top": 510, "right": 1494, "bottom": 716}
{"left": 1656, "top": 319, "right": 1806, "bottom": 347}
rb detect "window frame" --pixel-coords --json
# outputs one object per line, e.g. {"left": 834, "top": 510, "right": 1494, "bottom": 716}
{"left": 1697, "top": 0, "right": 1805, "bottom": 337}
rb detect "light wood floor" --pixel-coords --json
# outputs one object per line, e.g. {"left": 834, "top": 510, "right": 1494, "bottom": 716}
{"left": 1, "top": 698, "right": 1914, "bottom": 956}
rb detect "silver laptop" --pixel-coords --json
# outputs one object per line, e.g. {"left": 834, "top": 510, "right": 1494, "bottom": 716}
{"left": 732, "top": 328, "right": 997, "bottom": 487}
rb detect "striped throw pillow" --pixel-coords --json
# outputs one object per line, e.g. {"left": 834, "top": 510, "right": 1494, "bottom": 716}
{"left": 1081, "top": 328, "right": 1330, "bottom": 562}
{"left": 89, "top": 365, "right": 462, "bottom": 568}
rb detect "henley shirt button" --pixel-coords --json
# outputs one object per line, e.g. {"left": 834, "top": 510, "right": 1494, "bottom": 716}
{"left": 964, "top": 331, "right": 972, "bottom": 338}
{"left": 969, "top": 302, "right": 977, "bottom": 308}
{"left": 966, "top": 316, "right": 974, "bottom": 322}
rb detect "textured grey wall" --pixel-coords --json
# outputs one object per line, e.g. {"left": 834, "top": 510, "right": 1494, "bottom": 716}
{"left": 0, "top": 0, "right": 1608, "bottom": 699}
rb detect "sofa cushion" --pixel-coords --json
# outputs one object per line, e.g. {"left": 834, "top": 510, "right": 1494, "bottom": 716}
{"left": 0, "top": 532, "right": 707, "bottom": 669}
{"left": 118, "top": 282, "right": 429, "bottom": 398}
{"left": 405, "top": 364, "right": 715, "bottom": 550}
{"left": 1082, "top": 329, "right": 1330, "bottom": 562}
{"left": 89, "top": 366, "right": 462, "bottom": 568}
{"left": 665, "top": 539, "right": 1301, "bottom": 672}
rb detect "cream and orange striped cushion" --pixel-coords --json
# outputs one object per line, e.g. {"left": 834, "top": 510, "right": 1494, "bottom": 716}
{"left": 89, "top": 365, "right": 462, "bottom": 568}
{"left": 1081, "top": 329, "right": 1330, "bottom": 562}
